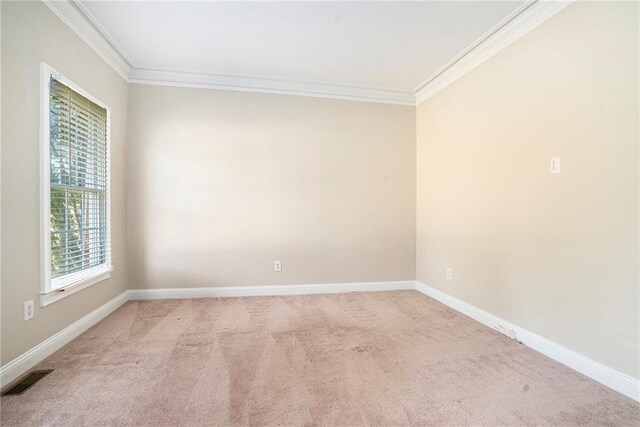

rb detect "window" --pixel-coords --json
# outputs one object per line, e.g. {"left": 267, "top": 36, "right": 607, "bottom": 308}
{"left": 40, "top": 63, "right": 112, "bottom": 306}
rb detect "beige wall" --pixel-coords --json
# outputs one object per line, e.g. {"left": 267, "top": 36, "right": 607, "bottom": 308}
{"left": 127, "top": 84, "right": 416, "bottom": 289}
{"left": 1, "top": 1, "right": 129, "bottom": 364}
{"left": 416, "top": 1, "right": 639, "bottom": 378}
{"left": 2, "top": 0, "right": 638, "bottom": 388}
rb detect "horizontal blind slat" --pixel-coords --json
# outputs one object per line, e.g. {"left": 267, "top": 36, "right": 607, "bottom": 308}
{"left": 49, "top": 78, "right": 111, "bottom": 282}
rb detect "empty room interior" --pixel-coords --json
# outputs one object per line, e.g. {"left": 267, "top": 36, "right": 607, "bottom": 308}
{"left": 1, "top": 0, "right": 639, "bottom": 425}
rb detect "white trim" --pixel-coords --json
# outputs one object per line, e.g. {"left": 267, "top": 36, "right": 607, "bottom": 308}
{"left": 39, "top": 63, "right": 113, "bottom": 306}
{"left": 0, "top": 281, "right": 411, "bottom": 388}
{"left": 43, "top": 0, "right": 575, "bottom": 106}
{"left": 415, "top": 281, "right": 640, "bottom": 402}
{"left": 39, "top": 64, "right": 52, "bottom": 297}
{"left": 128, "top": 280, "right": 416, "bottom": 300}
{"left": 0, "top": 290, "right": 129, "bottom": 389}
{"left": 415, "top": 0, "right": 574, "bottom": 104}
{"left": 128, "top": 68, "right": 416, "bottom": 106}
{"left": 40, "top": 269, "right": 112, "bottom": 307}
{"left": 51, "top": 265, "right": 111, "bottom": 291}
{"left": 42, "top": 0, "right": 414, "bottom": 105}
{"left": 2, "top": 281, "right": 638, "bottom": 402}
{"left": 42, "top": 0, "right": 132, "bottom": 80}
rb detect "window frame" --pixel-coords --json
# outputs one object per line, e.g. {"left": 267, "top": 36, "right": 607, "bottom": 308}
{"left": 39, "top": 63, "right": 113, "bottom": 307}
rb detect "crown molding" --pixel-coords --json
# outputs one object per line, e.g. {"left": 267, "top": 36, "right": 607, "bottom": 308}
{"left": 42, "top": 0, "right": 414, "bottom": 105}
{"left": 43, "top": 0, "right": 132, "bottom": 80}
{"left": 415, "top": 0, "right": 575, "bottom": 105}
{"left": 44, "top": 0, "right": 574, "bottom": 106}
{"left": 128, "top": 68, "right": 416, "bottom": 105}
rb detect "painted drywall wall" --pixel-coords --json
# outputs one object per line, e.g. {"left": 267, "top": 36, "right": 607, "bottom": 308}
{"left": 416, "top": 1, "right": 639, "bottom": 378}
{"left": 1, "top": 1, "right": 129, "bottom": 364}
{"left": 127, "top": 84, "right": 416, "bottom": 289}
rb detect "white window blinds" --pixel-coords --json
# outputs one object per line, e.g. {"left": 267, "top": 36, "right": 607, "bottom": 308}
{"left": 48, "top": 78, "right": 111, "bottom": 286}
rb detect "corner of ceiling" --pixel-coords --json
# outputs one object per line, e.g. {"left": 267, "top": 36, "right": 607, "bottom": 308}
{"left": 414, "top": 0, "right": 574, "bottom": 105}
{"left": 43, "top": 0, "right": 133, "bottom": 81}
{"left": 43, "top": 0, "right": 575, "bottom": 107}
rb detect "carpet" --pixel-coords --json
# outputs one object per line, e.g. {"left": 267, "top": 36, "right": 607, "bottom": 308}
{"left": 1, "top": 291, "right": 638, "bottom": 426}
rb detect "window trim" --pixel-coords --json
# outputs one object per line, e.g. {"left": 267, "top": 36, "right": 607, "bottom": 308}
{"left": 39, "top": 62, "right": 113, "bottom": 307}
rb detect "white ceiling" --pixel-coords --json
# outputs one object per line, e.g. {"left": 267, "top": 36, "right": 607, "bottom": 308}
{"left": 82, "top": 1, "right": 525, "bottom": 93}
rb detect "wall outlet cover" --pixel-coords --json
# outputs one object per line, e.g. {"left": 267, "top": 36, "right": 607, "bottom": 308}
{"left": 24, "top": 300, "right": 34, "bottom": 321}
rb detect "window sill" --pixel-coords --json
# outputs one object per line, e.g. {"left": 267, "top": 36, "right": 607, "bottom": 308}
{"left": 40, "top": 269, "right": 112, "bottom": 307}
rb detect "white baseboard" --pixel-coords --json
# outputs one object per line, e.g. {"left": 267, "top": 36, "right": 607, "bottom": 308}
{"left": 1, "top": 280, "right": 411, "bottom": 388}
{"left": 0, "top": 290, "right": 129, "bottom": 388}
{"left": 415, "top": 281, "right": 640, "bottom": 402}
{"left": 128, "top": 280, "right": 415, "bottom": 300}
{"left": 3, "top": 280, "right": 638, "bottom": 404}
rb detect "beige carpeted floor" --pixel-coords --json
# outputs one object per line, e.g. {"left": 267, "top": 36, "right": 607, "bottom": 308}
{"left": 1, "top": 291, "right": 638, "bottom": 426}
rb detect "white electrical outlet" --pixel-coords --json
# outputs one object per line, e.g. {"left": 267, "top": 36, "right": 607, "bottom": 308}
{"left": 550, "top": 157, "right": 560, "bottom": 174}
{"left": 274, "top": 260, "right": 282, "bottom": 272}
{"left": 446, "top": 268, "right": 452, "bottom": 280}
{"left": 24, "top": 300, "right": 34, "bottom": 321}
